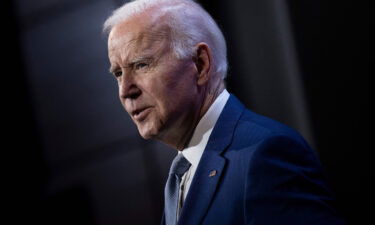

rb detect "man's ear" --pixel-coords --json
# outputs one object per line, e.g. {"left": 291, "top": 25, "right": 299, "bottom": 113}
{"left": 193, "top": 43, "right": 212, "bottom": 86}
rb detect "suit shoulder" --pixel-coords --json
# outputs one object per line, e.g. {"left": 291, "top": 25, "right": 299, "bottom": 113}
{"left": 231, "top": 109, "right": 309, "bottom": 149}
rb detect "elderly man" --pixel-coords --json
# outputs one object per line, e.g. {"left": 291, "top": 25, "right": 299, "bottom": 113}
{"left": 104, "top": 0, "right": 345, "bottom": 225}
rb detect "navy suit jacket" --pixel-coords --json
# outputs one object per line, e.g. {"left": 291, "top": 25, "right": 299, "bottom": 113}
{"left": 162, "top": 95, "right": 345, "bottom": 225}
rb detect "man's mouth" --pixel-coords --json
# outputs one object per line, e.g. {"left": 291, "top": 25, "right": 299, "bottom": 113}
{"left": 132, "top": 107, "right": 152, "bottom": 121}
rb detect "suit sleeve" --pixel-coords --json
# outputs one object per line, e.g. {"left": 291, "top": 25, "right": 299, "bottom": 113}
{"left": 244, "top": 134, "right": 346, "bottom": 225}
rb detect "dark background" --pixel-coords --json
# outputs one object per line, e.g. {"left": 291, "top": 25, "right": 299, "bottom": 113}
{"left": 4, "top": 0, "right": 372, "bottom": 224}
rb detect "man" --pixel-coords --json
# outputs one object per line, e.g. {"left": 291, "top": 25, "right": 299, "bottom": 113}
{"left": 104, "top": 0, "right": 346, "bottom": 224}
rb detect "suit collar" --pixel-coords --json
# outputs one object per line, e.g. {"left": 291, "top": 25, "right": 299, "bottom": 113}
{"left": 177, "top": 94, "right": 245, "bottom": 225}
{"left": 182, "top": 89, "right": 230, "bottom": 169}
{"left": 205, "top": 94, "right": 245, "bottom": 155}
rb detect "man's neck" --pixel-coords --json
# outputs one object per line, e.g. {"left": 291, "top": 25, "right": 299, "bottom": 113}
{"left": 199, "top": 83, "right": 225, "bottom": 120}
{"left": 176, "top": 81, "right": 225, "bottom": 150}
{"left": 157, "top": 80, "right": 225, "bottom": 151}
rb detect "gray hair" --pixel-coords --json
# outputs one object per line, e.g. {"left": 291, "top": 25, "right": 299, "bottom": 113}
{"left": 103, "top": 0, "right": 228, "bottom": 78}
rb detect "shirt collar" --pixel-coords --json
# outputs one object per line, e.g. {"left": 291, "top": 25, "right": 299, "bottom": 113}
{"left": 182, "top": 89, "right": 230, "bottom": 167}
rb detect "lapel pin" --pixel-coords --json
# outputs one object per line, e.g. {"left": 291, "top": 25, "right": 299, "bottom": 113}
{"left": 209, "top": 170, "right": 217, "bottom": 177}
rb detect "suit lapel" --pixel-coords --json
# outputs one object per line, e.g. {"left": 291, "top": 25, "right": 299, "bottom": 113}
{"left": 177, "top": 95, "right": 245, "bottom": 225}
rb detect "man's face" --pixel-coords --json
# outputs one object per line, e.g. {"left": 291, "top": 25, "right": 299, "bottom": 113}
{"left": 108, "top": 18, "right": 201, "bottom": 142}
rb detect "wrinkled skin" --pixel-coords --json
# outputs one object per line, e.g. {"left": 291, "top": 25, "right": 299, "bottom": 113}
{"left": 107, "top": 12, "right": 223, "bottom": 150}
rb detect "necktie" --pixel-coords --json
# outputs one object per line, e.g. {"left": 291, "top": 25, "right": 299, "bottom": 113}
{"left": 164, "top": 153, "right": 191, "bottom": 225}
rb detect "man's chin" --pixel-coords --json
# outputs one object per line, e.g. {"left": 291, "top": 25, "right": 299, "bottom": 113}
{"left": 139, "top": 133, "right": 153, "bottom": 140}
{"left": 137, "top": 126, "right": 158, "bottom": 140}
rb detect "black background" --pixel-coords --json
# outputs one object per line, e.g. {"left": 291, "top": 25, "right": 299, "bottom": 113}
{"left": 4, "top": 0, "right": 372, "bottom": 224}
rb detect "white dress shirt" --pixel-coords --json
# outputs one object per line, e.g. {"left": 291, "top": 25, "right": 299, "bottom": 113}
{"left": 177, "top": 89, "right": 230, "bottom": 214}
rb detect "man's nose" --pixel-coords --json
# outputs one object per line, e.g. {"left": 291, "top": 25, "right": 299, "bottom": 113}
{"left": 119, "top": 71, "right": 141, "bottom": 100}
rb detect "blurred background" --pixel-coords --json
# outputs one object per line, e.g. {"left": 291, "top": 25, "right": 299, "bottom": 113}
{"left": 3, "top": 0, "right": 371, "bottom": 224}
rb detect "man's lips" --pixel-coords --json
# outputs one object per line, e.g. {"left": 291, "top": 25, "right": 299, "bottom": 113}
{"left": 132, "top": 107, "right": 152, "bottom": 121}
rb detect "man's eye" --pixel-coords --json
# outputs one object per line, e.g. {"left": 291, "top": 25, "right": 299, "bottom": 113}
{"left": 114, "top": 71, "right": 122, "bottom": 77}
{"left": 135, "top": 62, "right": 148, "bottom": 70}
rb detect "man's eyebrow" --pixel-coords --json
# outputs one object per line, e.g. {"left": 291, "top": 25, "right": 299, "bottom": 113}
{"left": 130, "top": 55, "right": 154, "bottom": 64}
{"left": 109, "top": 65, "right": 119, "bottom": 74}
{"left": 109, "top": 55, "right": 154, "bottom": 74}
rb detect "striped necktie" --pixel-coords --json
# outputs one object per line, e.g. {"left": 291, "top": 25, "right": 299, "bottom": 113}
{"left": 164, "top": 154, "right": 191, "bottom": 225}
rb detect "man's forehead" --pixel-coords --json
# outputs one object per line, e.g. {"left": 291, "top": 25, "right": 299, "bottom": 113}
{"left": 109, "top": 10, "right": 171, "bottom": 44}
{"left": 108, "top": 20, "right": 141, "bottom": 48}
{"left": 109, "top": 21, "right": 171, "bottom": 55}
{"left": 109, "top": 32, "right": 166, "bottom": 58}
{"left": 108, "top": 31, "right": 137, "bottom": 53}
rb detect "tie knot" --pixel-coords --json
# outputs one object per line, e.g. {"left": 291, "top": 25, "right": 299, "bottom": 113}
{"left": 169, "top": 153, "right": 191, "bottom": 176}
